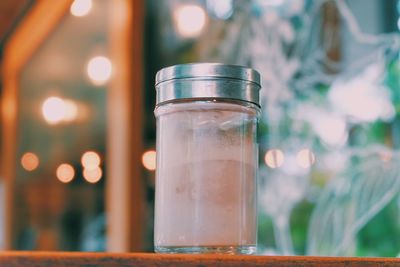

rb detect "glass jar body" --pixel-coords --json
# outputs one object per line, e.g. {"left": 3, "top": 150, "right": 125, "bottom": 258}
{"left": 154, "top": 100, "right": 259, "bottom": 254}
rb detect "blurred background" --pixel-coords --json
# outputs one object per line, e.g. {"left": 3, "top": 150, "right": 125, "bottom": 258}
{"left": 0, "top": 0, "right": 400, "bottom": 257}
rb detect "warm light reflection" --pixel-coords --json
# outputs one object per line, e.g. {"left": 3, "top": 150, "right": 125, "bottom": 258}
{"left": 173, "top": 4, "right": 207, "bottom": 38}
{"left": 83, "top": 167, "right": 102, "bottom": 183}
{"left": 87, "top": 56, "right": 112, "bottom": 85}
{"left": 70, "top": 0, "right": 92, "bottom": 17}
{"left": 380, "top": 152, "right": 392, "bottom": 162}
{"left": 296, "top": 149, "right": 316, "bottom": 169}
{"left": 42, "top": 97, "right": 65, "bottom": 124}
{"left": 81, "top": 151, "right": 101, "bottom": 170}
{"left": 56, "top": 164, "right": 75, "bottom": 183}
{"left": 42, "top": 97, "right": 78, "bottom": 125}
{"left": 264, "top": 149, "right": 284, "bottom": 169}
{"left": 142, "top": 150, "right": 156, "bottom": 171}
{"left": 21, "top": 152, "right": 39, "bottom": 171}
{"left": 63, "top": 100, "right": 78, "bottom": 122}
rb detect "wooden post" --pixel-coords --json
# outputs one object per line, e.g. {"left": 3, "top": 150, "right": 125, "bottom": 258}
{"left": 106, "top": 0, "right": 146, "bottom": 252}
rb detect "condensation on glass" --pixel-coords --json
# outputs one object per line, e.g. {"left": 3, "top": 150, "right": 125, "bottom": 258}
{"left": 154, "top": 63, "right": 262, "bottom": 254}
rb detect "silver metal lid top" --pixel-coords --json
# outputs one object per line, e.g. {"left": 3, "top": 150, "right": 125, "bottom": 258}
{"left": 155, "top": 63, "right": 262, "bottom": 106}
{"left": 156, "top": 63, "right": 261, "bottom": 86}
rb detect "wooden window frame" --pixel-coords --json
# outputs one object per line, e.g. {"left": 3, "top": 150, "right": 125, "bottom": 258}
{"left": 1, "top": 0, "right": 145, "bottom": 251}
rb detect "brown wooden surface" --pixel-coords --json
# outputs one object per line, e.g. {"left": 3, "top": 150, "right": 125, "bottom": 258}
{"left": 0, "top": 252, "right": 399, "bottom": 267}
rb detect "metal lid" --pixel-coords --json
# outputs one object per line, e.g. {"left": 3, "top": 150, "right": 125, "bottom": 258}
{"left": 155, "top": 63, "right": 261, "bottom": 106}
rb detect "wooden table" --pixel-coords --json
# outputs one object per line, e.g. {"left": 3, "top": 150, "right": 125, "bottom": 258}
{"left": 0, "top": 252, "right": 399, "bottom": 266}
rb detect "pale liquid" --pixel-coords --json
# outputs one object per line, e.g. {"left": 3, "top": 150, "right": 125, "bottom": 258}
{"left": 154, "top": 159, "right": 256, "bottom": 247}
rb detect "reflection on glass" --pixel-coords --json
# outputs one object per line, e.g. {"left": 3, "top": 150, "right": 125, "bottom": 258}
{"left": 147, "top": 0, "right": 400, "bottom": 257}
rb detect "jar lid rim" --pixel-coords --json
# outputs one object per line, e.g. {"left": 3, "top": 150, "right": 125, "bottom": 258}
{"left": 155, "top": 63, "right": 261, "bottom": 86}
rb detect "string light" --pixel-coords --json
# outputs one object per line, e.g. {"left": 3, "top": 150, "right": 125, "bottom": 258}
{"left": 83, "top": 167, "right": 102, "bottom": 183}
{"left": 70, "top": 0, "right": 92, "bottom": 17}
{"left": 86, "top": 56, "right": 112, "bottom": 85}
{"left": 206, "top": 0, "right": 233, "bottom": 20}
{"left": 81, "top": 151, "right": 101, "bottom": 170}
{"left": 42, "top": 97, "right": 78, "bottom": 125}
{"left": 21, "top": 152, "right": 39, "bottom": 171}
{"left": 173, "top": 4, "right": 207, "bottom": 38}
{"left": 42, "top": 97, "right": 65, "bottom": 124}
{"left": 56, "top": 164, "right": 75, "bottom": 183}
{"left": 296, "top": 149, "right": 316, "bottom": 169}
{"left": 63, "top": 100, "right": 79, "bottom": 122}
{"left": 142, "top": 150, "right": 156, "bottom": 171}
{"left": 264, "top": 149, "right": 285, "bottom": 169}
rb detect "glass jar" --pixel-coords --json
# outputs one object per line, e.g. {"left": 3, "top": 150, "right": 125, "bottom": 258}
{"left": 154, "top": 63, "right": 261, "bottom": 254}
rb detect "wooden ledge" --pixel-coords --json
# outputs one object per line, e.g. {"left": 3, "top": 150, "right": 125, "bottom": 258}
{"left": 0, "top": 252, "right": 399, "bottom": 267}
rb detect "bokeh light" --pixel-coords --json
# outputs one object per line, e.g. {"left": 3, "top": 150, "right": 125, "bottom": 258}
{"left": 206, "top": 0, "right": 233, "bottom": 20}
{"left": 313, "top": 113, "right": 347, "bottom": 147}
{"left": 86, "top": 56, "right": 112, "bottom": 85}
{"left": 173, "top": 4, "right": 207, "bottom": 38}
{"left": 56, "top": 164, "right": 75, "bottom": 183}
{"left": 70, "top": 0, "right": 92, "bottom": 17}
{"left": 296, "top": 149, "right": 316, "bottom": 169}
{"left": 63, "top": 100, "right": 78, "bottom": 122}
{"left": 21, "top": 152, "right": 39, "bottom": 171}
{"left": 142, "top": 150, "right": 156, "bottom": 171}
{"left": 264, "top": 0, "right": 285, "bottom": 6}
{"left": 42, "top": 97, "right": 65, "bottom": 124}
{"left": 83, "top": 167, "right": 102, "bottom": 183}
{"left": 81, "top": 151, "right": 101, "bottom": 170}
{"left": 380, "top": 151, "right": 392, "bottom": 163}
{"left": 264, "top": 149, "right": 285, "bottom": 169}
{"left": 398, "top": 17, "right": 400, "bottom": 31}
{"left": 42, "top": 97, "right": 78, "bottom": 125}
